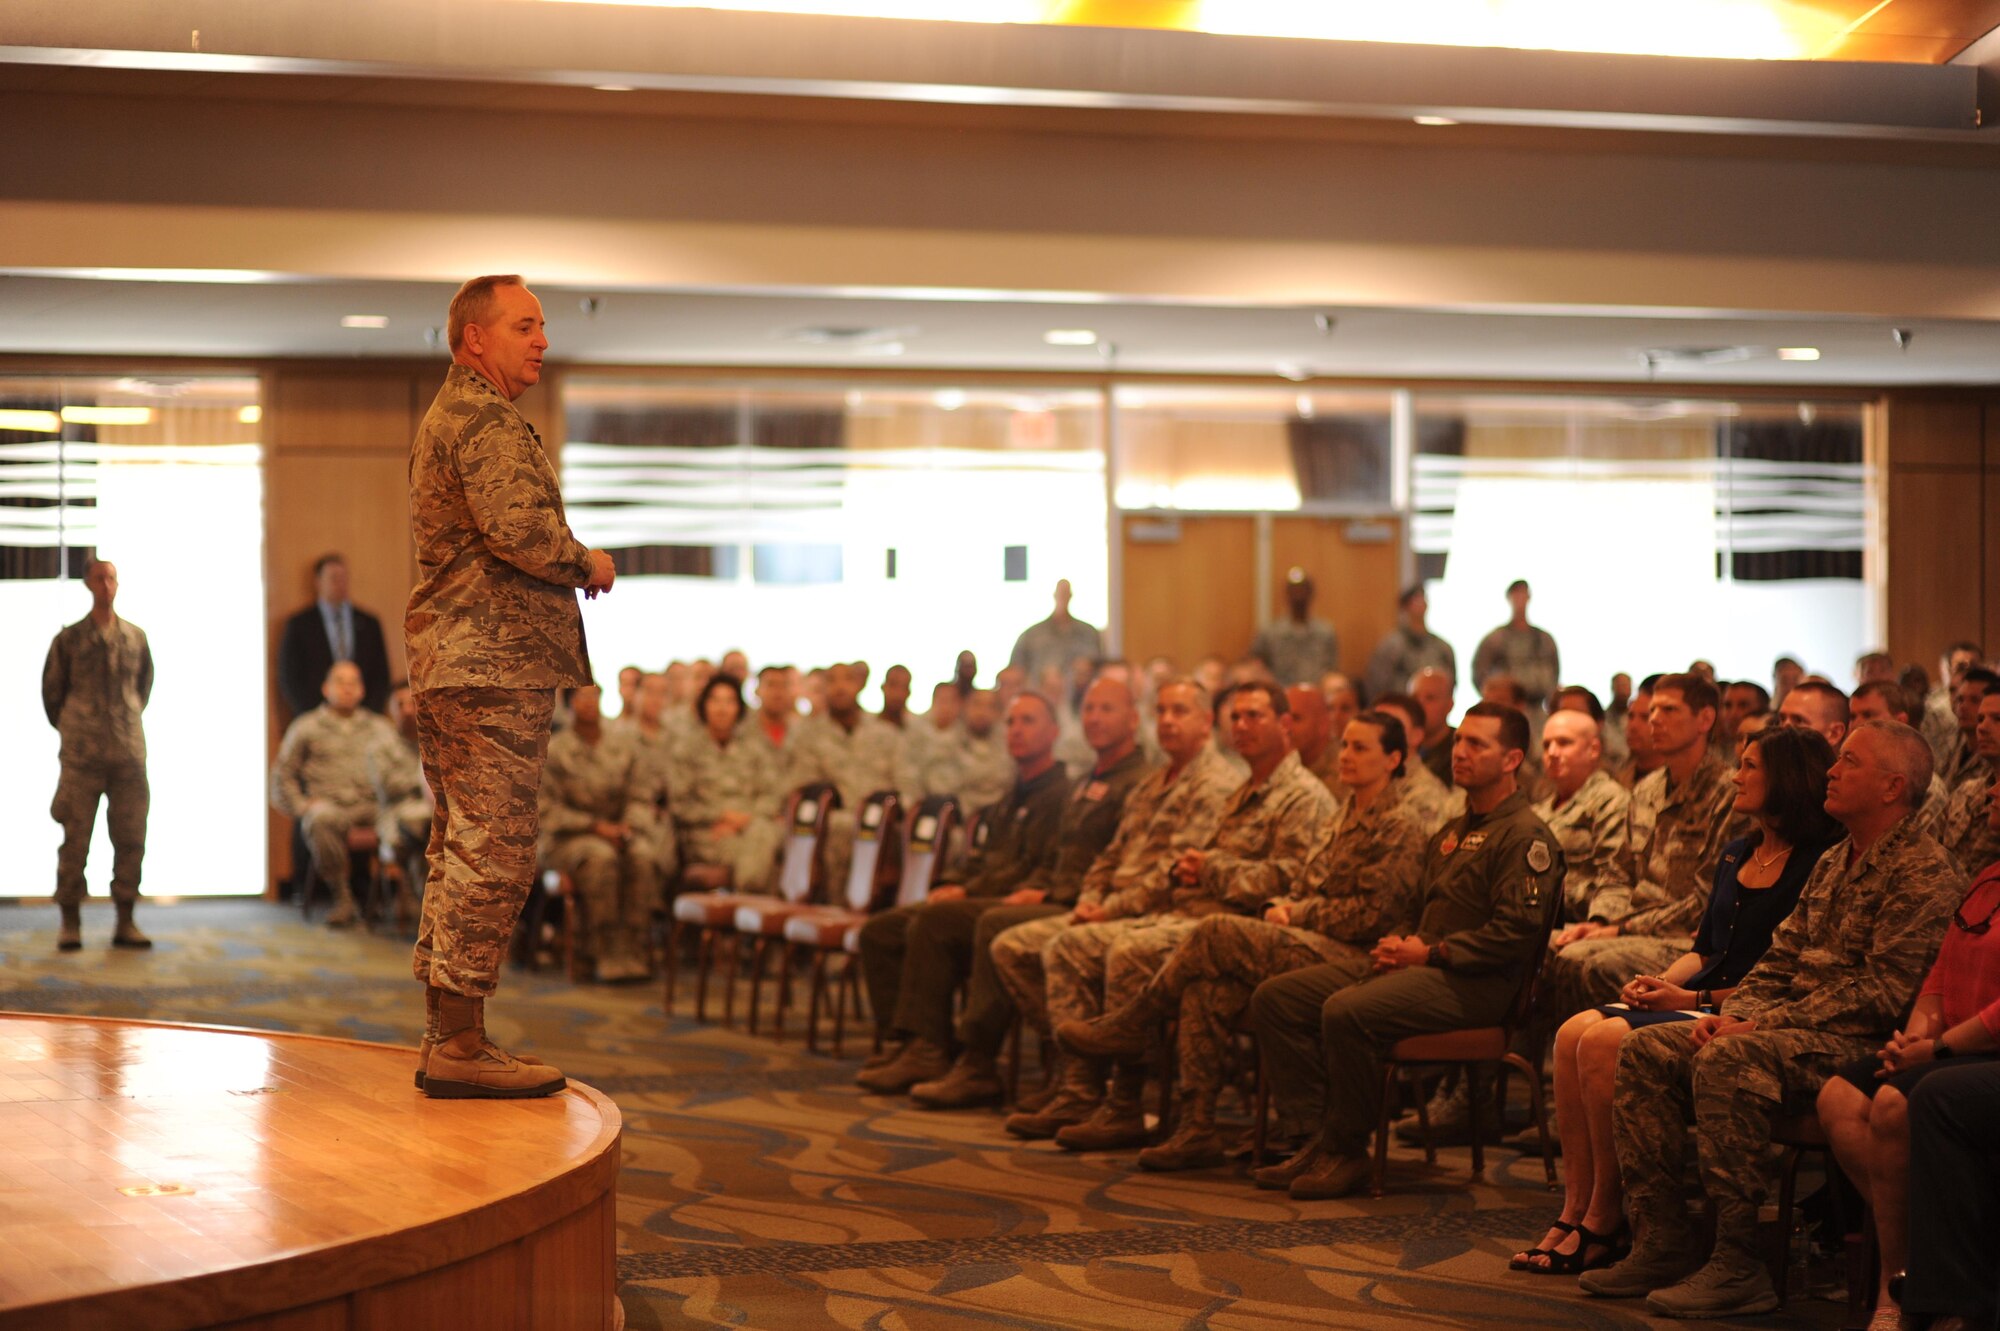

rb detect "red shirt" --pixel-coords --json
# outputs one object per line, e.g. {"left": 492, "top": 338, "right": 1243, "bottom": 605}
{"left": 1920, "top": 862, "right": 2000, "bottom": 1038}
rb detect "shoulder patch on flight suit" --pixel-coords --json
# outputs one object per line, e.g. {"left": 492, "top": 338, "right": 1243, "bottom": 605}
{"left": 1528, "top": 840, "right": 1553, "bottom": 874}
{"left": 1440, "top": 831, "right": 1459, "bottom": 856}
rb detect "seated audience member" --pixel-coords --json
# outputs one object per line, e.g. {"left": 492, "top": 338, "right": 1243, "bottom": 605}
{"left": 615, "top": 664, "right": 643, "bottom": 720}
{"left": 1613, "top": 678, "right": 1663, "bottom": 787}
{"left": 856, "top": 693, "right": 1070, "bottom": 1093}
{"left": 1922, "top": 641, "right": 1984, "bottom": 768}
{"left": 1820, "top": 775, "right": 2000, "bottom": 1331}
{"left": 670, "top": 675, "right": 783, "bottom": 894}
{"left": 994, "top": 663, "right": 1028, "bottom": 710}
{"left": 1772, "top": 655, "right": 1805, "bottom": 704}
{"left": 1776, "top": 678, "right": 1850, "bottom": 748}
{"left": 1601, "top": 673, "right": 1634, "bottom": 769}
{"left": 369, "top": 682, "right": 433, "bottom": 916}
{"left": 662, "top": 660, "right": 697, "bottom": 734}
{"left": 1057, "top": 709, "right": 1429, "bottom": 1170}
{"left": 953, "top": 649, "right": 979, "bottom": 697}
{"left": 1283, "top": 684, "right": 1339, "bottom": 795}
{"left": 905, "top": 679, "right": 1151, "bottom": 1109}
{"left": 1320, "top": 671, "right": 1361, "bottom": 736}
{"left": 272, "top": 662, "right": 428, "bottom": 928}
{"left": 1734, "top": 709, "right": 1772, "bottom": 757}
{"left": 1247, "top": 703, "right": 1564, "bottom": 1199}
{"left": 1034, "top": 681, "right": 1335, "bottom": 1152}
{"left": 897, "top": 682, "right": 961, "bottom": 793}
{"left": 1411, "top": 667, "right": 1458, "bottom": 788}
{"left": 745, "top": 664, "right": 797, "bottom": 767}
{"left": 1543, "top": 673, "right": 1747, "bottom": 1018}
{"left": 1855, "top": 650, "right": 1898, "bottom": 687}
{"left": 621, "top": 669, "right": 677, "bottom": 795}
{"left": 1903, "top": 1048, "right": 2000, "bottom": 1330}
{"left": 1718, "top": 680, "right": 1771, "bottom": 751}
{"left": 788, "top": 661, "right": 903, "bottom": 888}
{"left": 900, "top": 687, "right": 1011, "bottom": 814}
{"left": 1585, "top": 720, "right": 1963, "bottom": 1318}
{"left": 1938, "top": 667, "right": 1999, "bottom": 788}
{"left": 1937, "top": 681, "right": 2000, "bottom": 875}
{"left": 1516, "top": 725, "right": 1839, "bottom": 1275}
{"left": 1372, "top": 691, "right": 1459, "bottom": 834}
{"left": 993, "top": 678, "right": 1239, "bottom": 1138}
{"left": 1534, "top": 710, "right": 1631, "bottom": 927}
{"left": 879, "top": 664, "right": 913, "bottom": 729}
{"left": 1853, "top": 679, "right": 1954, "bottom": 833}
{"left": 539, "top": 684, "right": 670, "bottom": 982}
{"left": 718, "top": 648, "right": 750, "bottom": 683}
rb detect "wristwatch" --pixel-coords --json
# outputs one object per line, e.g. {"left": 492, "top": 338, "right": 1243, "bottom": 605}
{"left": 1935, "top": 1040, "right": 1956, "bottom": 1060}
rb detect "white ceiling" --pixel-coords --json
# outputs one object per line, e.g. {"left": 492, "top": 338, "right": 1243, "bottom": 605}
{"left": 1, "top": 273, "right": 1989, "bottom": 385}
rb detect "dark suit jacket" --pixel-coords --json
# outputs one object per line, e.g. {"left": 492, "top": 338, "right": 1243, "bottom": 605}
{"left": 277, "top": 602, "right": 391, "bottom": 718}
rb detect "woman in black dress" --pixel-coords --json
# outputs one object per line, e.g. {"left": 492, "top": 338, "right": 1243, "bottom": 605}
{"left": 1515, "top": 724, "right": 1841, "bottom": 1274}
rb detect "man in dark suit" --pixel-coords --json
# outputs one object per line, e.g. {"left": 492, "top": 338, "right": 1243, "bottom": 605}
{"left": 278, "top": 552, "right": 391, "bottom": 717}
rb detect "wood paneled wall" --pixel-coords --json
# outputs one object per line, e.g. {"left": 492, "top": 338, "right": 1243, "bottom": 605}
{"left": 1878, "top": 392, "right": 2000, "bottom": 675}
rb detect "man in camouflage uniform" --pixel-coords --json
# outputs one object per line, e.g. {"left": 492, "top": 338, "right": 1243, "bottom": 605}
{"left": 1471, "top": 579, "right": 1560, "bottom": 736}
{"left": 1059, "top": 708, "right": 1430, "bottom": 1169}
{"left": 1586, "top": 721, "right": 1962, "bottom": 1318}
{"left": 42, "top": 558, "right": 154, "bottom": 951}
{"left": 1534, "top": 709, "right": 1631, "bottom": 924}
{"left": 1362, "top": 583, "right": 1456, "bottom": 706}
{"left": 904, "top": 678, "right": 1152, "bottom": 1108}
{"left": 1008, "top": 579, "right": 1104, "bottom": 689}
{"left": 1035, "top": 681, "right": 1335, "bottom": 1152}
{"left": 787, "top": 660, "right": 903, "bottom": 889}
{"left": 1250, "top": 568, "right": 1340, "bottom": 687}
{"left": 898, "top": 687, "right": 1011, "bottom": 815}
{"left": 1248, "top": 703, "right": 1565, "bottom": 1200}
{"left": 856, "top": 693, "right": 1071, "bottom": 1093}
{"left": 619, "top": 670, "right": 678, "bottom": 795}
{"left": 1543, "top": 673, "right": 1745, "bottom": 1020}
{"left": 1282, "top": 684, "right": 1340, "bottom": 796}
{"left": 993, "top": 677, "right": 1239, "bottom": 1136}
{"left": 671, "top": 679, "right": 784, "bottom": 893}
{"left": 372, "top": 682, "right": 435, "bottom": 913}
{"left": 1935, "top": 686, "right": 1999, "bottom": 875}
{"left": 407, "top": 274, "right": 616, "bottom": 1100}
{"left": 540, "top": 684, "right": 669, "bottom": 982}
{"left": 1374, "top": 692, "right": 1461, "bottom": 835}
{"left": 272, "top": 661, "right": 430, "bottom": 928}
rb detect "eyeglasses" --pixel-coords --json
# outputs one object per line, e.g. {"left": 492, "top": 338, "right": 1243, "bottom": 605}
{"left": 1953, "top": 891, "right": 2000, "bottom": 937}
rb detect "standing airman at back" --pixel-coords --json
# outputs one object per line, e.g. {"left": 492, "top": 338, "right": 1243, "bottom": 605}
{"left": 44, "top": 558, "right": 154, "bottom": 952}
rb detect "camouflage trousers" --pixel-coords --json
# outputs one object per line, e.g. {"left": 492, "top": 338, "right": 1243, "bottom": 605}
{"left": 1613, "top": 1022, "right": 1867, "bottom": 1252}
{"left": 545, "top": 831, "right": 663, "bottom": 967}
{"left": 411, "top": 687, "right": 554, "bottom": 997}
{"left": 960, "top": 901, "right": 1068, "bottom": 1056}
{"left": 51, "top": 757, "right": 149, "bottom": 907}
{"left": 1043, "top": 915, "right": 1199, "bottom": 1100}
{"left": 301, "top": 798, "right": 429, "bottom": 894}
{"left": 1139, "top": 916, "right": 1363, "bottom": 1128}
{"left": 681, "top": 820, "right": 779, "bottom": 896}
{"left": 1541, "top": 934, "right": 1689, "bottom": 1025}
{"left": 990, "top": 912, "right": 1073, "bottom": 1037}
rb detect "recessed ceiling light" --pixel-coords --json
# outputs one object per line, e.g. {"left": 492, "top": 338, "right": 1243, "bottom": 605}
{"left": 594, "top": 83, "right": 635, "bottom": 92}
{"left": 0, "top": 409, "right": 61, "bottom": 433}
{"left": 238, "top": 405, "right": 263, "bottom": 425}
{"left": 1777, "top": 347, "right": 1822, "bottom": 361}
{"left": 341, "top": 315, "right": 390, "bottom": 329}
{"left": 1413, "top": 115, "right": 1459, "bottom": 127}
{"left": 61, "top": 406, "right": 153, "bottom": 426}
{"left": 1043, "top": 329, "right": 1099, "bottom": 346}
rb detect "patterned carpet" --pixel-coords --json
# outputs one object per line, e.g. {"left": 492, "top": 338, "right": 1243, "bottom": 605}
{"left": 0, "top": 899, "right": 1852, "bottom": 1330}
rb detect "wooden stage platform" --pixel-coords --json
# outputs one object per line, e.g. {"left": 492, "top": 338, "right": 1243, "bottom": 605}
{"left": 0, "top": 1013, "right": 622, "bottom": 1331}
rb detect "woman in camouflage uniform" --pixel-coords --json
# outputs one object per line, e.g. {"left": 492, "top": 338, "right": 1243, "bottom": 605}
{"left": 671, "top": 676, "right": 785, "bottom": 894}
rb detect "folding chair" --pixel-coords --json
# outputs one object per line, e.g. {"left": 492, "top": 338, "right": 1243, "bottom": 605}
{"left": 777, "top": 792, "right": 905, "bottom": 1047}
{"left": 664, "top": 783, "right": 836, "bottom": 1023}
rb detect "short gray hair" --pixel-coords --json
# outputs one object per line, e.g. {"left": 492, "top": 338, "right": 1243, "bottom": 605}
{"left": 1851, "top": 718, "right": 1934, "bottom": 808}
{"left": 447, "top": 274, "right": 524, "bottom": 352}
{"left": 1155, "top": 675, "right": 1213, "bottom": 716}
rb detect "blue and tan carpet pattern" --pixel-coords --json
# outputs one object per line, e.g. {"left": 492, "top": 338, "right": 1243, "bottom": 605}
{"left": 0, "top": 900, "right": 1850, "bottom": 1330}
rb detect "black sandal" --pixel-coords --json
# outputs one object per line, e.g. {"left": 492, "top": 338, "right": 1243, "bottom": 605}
{"left": 1528, "top": 1222, "right": 1618, "bottom": 1275}
{"left": 1510, "top": 1220, "right": 1576, "bottom": 1271}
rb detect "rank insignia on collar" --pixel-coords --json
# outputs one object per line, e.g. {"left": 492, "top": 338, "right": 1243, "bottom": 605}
{"left": 1439, "top": 832, "right": 1459, "bottom": 856}
{"left": 1528, "top": 840, "right": 1553, "bottom": 873}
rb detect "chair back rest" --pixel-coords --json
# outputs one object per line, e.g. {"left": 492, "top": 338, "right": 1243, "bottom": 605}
{"left": 844, "top": 789, "right": 902, "bottom": 912}
{"left": 895, "top": 794, "right": 961, "bottom": 908}
{"left": 1508, "top": 841, "right": 1573, "bottom": 1032}
{"left": 776, "top": 782, "right": 841, "bottom": 905}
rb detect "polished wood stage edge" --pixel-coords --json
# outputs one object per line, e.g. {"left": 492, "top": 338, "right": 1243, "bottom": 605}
{"left": 0, "top": 1013, "right": 622, "bottom": 1331}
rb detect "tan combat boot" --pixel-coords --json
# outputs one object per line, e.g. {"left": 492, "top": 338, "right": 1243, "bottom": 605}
{"left": 57, "top": 903, "right": 82, "bottom": 952}
{"left": 323, "top": 884, "right": 360, "bottom": 929}
{"left": 416, "top": 987, "right": 544, "bottom": 1091}
{"left": 1054, "top": 1066, "right": 1151, "bottom": 1152}
{"left": 111, "top": 900, "right": 152, "bottom": 949}
{"left": 421, "top": 989, "right": 566, "bottom": 1100}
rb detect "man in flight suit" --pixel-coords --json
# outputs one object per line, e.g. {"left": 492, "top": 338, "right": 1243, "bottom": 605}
{"left": 407, "top": 274, "right": 617, "bottom": 1099}
{"left": 1249, "top": 702, "right": 1563, "bottom": 1199}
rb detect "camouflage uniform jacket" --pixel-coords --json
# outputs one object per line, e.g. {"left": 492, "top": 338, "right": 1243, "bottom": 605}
{"left": 1011, "top": 747, "right": 1153, "bottom": 907}
{"left": 1470, "top": 623, "right": 1561, "bottom": 702}
{"left": 369, "top": 731, "right": 426, "bottom": 808}
{"left": 538, "top": 727, "right": 664, "bottom": 860}
{"left": 741, "top": 713, "right": 796, "bottom": 781}
{"left": 1195, "top": 750, "right": 1337, "bottom": 912}
{"left": 1008, "top": 615, "right": 1104, "bottom": 687}
{"left": 1533, "top": 768, "right": 1633, "bottom": 924}
{"left": 271, "top": 705, "right": 403, "bottom": 815}
{"left": 1286, "top": 779, "right": 1430, "bottom": 944}
{"left": 1400, "top": 761, "right": 1461, "bottom": 836}
{"left": 1412, "top": 791, "right": 1566, "bottom": 979}
{"left": 1362, "top": 624, "right": 1457, "bottom": 704}
{"left": 669, "top": 729, "right": 783, "bottom": 832}
{"left": 1077, "top": 745, "right": 1240, "bottom": 919}
{"left": 619, "top": 719, "right": 678, "bottom": 803}
{"left": 43, "top": 614, "right": 152, "bottom": 767}
{"left": 1938, "top": 766, "right": 1999, "bottom": 875}
{"left": 1591, "top": 750, "right": 1745, "bottom": 937}
{"left": 405, "top": 364, "right": 595, "bottom": 691}
{"left": 787, "top": 711, "right": 903, "bottom": 810}
{"left": 958, "top": 764, "right": 1072, "bottom": 897}
{"left": 1249, "top": 617, "right": 1340, "bottom": 687}
{"left": 1724, "top": 816, "right": 1963, "bottom": 1046}
{"left": 898, "top": 724, "right": 1012, "bottom": 814}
